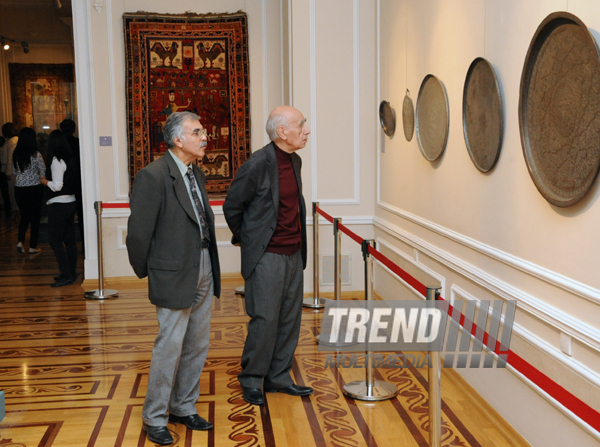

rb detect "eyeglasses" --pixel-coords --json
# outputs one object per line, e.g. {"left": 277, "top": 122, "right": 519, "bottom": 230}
{"left": 189, "top": 128, "right": 207, "bottom": 137}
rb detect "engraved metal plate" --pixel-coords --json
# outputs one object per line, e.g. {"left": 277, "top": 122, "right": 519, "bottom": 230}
{"left": 463, "top": 57, "right": 503, "bottom": 172}
{"left": 519, "top": 12, "right": 600, "bottom": 207}
{"left": 379, "top": 100, "right": 396, "bottom": 137}
{"left": 402, "top": 90, "right": 414, "bottom": 142}
{"left": 416, "top": 75, "right": 449, "bottom": 162}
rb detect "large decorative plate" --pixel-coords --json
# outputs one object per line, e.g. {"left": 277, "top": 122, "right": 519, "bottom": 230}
{"left": 416, "top": 75, "right": 449, "bottom": 161}
{"left": 463, "top": 57, "right": 503, "bottom": 172}
{"left": 402, "top": 89, "right": 414, "bottom": 141}
{"left": 519, "top": 12, "right": 600, "bottom": 207}
{"left": 379, "top": 100, "right": 396, "bottom": 137}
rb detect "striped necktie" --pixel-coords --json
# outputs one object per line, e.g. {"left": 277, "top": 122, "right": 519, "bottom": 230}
{"left": 186, "top": 166, "right": 210, "bottom": 241}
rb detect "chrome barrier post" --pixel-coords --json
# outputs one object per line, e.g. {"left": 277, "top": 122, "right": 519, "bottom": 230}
{"left": 304, "top": 202, "right": 330, "bottom": 308}
{"left": 427, "top": 286, "right": 442, "bottom": 447}
{"left": 85, "top": 201, "right": 118, "bottom": 300}
{"left": 334, "top": 217, "right": 342, "bottom": 302}
{"left": 316, "top": 217, "right": 343, "bottom": 345}
{"left": 343, "top": 240, "right": 398, "bottom": 401}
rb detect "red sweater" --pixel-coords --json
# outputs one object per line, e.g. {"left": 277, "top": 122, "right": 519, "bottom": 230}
{"left": 266, "top": 146, "right": 302, "bottom": 255}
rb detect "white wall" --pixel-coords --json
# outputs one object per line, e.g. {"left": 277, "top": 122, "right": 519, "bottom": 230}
{"left": 376, "top": 0, "right": 600, "bottom": 445}
{"left": 76, "top": 0, "right": 378, "bottom": 295}
{"left": 74, "top": 0, "right": 284, "bottom": 280}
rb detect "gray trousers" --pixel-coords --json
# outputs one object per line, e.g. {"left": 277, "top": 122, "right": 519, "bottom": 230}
{"left": 239, "top": 251, "right": 303, "bottom": 389}
{"left": 142, "top": 248, "right": 213, "bottom": 426}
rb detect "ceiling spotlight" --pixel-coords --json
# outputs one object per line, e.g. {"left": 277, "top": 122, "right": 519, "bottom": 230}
{"left": 21, "top": 42, "right": 29, "bottom": 54}
{"left": 1, "top": 38, "right": 8, "bottom": 51}
{"left": 53, "top": 0, "right": 62, "bottom": 9}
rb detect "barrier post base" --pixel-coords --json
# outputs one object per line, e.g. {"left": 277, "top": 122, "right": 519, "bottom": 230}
{"left": 343, "top": 380, "right": 398, "bottom": 401}
{"left": 85, "top": 289, "right": 119, "bottom": 300}
{"left": 302, "top": 297, "right": 331, "bottom": 309}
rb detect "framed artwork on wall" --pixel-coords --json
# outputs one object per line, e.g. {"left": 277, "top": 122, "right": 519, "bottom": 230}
{"left": 123, "top": 12, "right": 251, "bottom": 196}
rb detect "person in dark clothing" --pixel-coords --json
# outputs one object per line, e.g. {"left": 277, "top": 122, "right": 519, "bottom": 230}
{"left": 223, "top": 106, "right": 312, "bottom": 406}
{"left": 12, "top": 127, "right": 45, "bottom": 253}
{"left": 1, "top": 122, "right": 19, "bottom": 215}
{"left": 60, "top": 119, "right": 84, "bottom": 252}
{"left": 40, "top": 130, "right": 78, "bottom": 287}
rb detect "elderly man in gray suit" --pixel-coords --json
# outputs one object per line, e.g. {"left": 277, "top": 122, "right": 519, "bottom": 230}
{"left": 127, "top": 111, "right": 220, "bottom": 445}
{"left": 223, "top": 105, "right": 313, "bottom": 405}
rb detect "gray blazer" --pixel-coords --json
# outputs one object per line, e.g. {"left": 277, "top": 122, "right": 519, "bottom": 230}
{"left": 127, "top": 153, "right": 221, "bottom": 308}
{"left": 223, "top": 142, "right": 307, "bottom": 279}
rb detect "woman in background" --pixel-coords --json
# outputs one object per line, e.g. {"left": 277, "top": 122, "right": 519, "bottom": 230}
{"left": 12, "top": 127, "right": 45, "bottom": 253}
{"left": 1, "top": 122, "right": 19, "bottom": 215}
{"left": 40, "top": 130, "right": 78, "bottom": 287}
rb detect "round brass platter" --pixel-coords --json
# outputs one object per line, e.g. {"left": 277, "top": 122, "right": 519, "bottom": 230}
{"left": 379, "top": 100, "right": 396, "bottom": 137}
{"left": 519, "top": 12, "right": 600, "bottom": 207}
{"left": 416, "top": 75, "right": 449, "bottom": 162}
{"left": 402, "top": 90, "right": 414, "bottom": 141}
{"left": 463, "top": 57, "right": 503, "bottom": 172}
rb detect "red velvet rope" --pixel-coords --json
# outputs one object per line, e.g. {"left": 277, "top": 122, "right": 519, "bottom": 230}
{"left": 313, "top": 204, "right": 600, "bottom": 433}
{"left": 314, "top": 205, "right": 334, "bottom": 223}
{"left": 101, "top": 200, "right": 224, "bottom": 209}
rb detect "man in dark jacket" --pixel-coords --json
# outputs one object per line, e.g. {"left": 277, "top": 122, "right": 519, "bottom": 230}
{"left": 127, "top": 111, "right": 220, "bottom": 445}
{"left": 223, "top": 106, "right": 312, "bottom": 405}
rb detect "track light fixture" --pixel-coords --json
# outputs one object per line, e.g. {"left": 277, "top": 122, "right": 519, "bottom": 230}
{"left": 1, "top": 36, "right": 31, "bottom": 53}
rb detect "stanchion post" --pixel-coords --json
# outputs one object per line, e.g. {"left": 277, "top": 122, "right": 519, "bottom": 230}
{"left": 85, "top": 201, "right": 118, "bottom": 300}
{"left": 315, "top": 216, "right": 343, "bottom": 345}
{"left": 333, "top": 217, "right": 342, "bottom": 302}
{"left": 303, "top": 202, "right": 330, "bottom": 308}
{"left": 343, "top": 240, "right": 398, "bottom": 401}
{"left": 427, "top": 286, "right": 442, "bottom": 447}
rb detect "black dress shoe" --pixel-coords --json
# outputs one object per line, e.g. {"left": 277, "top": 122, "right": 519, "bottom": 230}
{"left": 51, "top": 277, "right": 75, "bottom": 288}
{"left": 242, "top": 386, "right": 264, "bottom": 405}
{"left": 264, "top": 383, "right": 313, "bottom": 396}
{"left": 142, "top": 424, "right": 173, "bottom": 445}
{"left": 168, "top": 413, "right": 213, "bottom": 430}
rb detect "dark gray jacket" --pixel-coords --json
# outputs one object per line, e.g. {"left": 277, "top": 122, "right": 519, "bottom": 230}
{"left": 223, "top": 142, "right": 307, "bottom": 279}
{"left": 127, "top": 153, "right": 221, "bottom": 308}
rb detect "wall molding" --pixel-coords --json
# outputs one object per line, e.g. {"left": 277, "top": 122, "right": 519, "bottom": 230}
{"left": 373, "top": 214, "right": 600, "bottom": 355}
{"left": 72, "top": 0, "right": 100, "bottom": 268}
{"left": 106, "top": 0, "right": 127, "bottom": 200}
{"left": 450, "top": 284, "right": 600, "bottom": 441}
{"left": 451, "top": 284, "right": 600, "bottom": 392}
{"left": 310, "top": 0, "right": 360, "bottom": 206}
{"left": 376, "top": 200, "right": 600, "bottom": 307}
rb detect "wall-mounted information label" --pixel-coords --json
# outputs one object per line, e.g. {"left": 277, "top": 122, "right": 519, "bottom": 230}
{"left": 99, "top": 136, "right": 112, "bottom": 146}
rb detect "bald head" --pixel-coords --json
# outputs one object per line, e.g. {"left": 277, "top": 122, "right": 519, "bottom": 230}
{"left": 265, "top": 106, "right": 310, "bottom": 153}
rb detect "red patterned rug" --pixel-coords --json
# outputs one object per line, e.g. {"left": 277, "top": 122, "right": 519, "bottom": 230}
{"left": 8, "top": 63, "right": 74, "bottom": 133}
{"left": 123, "top": 12, "right": 251, "bottom": 196}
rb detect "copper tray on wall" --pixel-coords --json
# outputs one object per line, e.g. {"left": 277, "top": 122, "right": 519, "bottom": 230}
{"left": 519, "top": 12, "right": 600, "bottom": 207}
{"left": 402, "top": 89, "right": 414, "bottom": 141}
{"left": 416, "top": 74, "right": 449, "bottom": 162}
{"left": 463, "top": 57, "right": 503, "bottom": 172}
{"left": 379, "top": 100, "right": 396, "bottom": 137}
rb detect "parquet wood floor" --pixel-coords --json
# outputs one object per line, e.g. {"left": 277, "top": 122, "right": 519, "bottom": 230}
{"left": 0, "top": 214, "right": 530, "bottom": 446}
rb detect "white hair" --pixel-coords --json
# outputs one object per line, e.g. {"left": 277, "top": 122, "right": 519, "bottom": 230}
{"left": 163, "top": 111, "right": 200, "bottom": 147}
{"left": 265, "top": 111, "right": 289, "bottom": 141}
